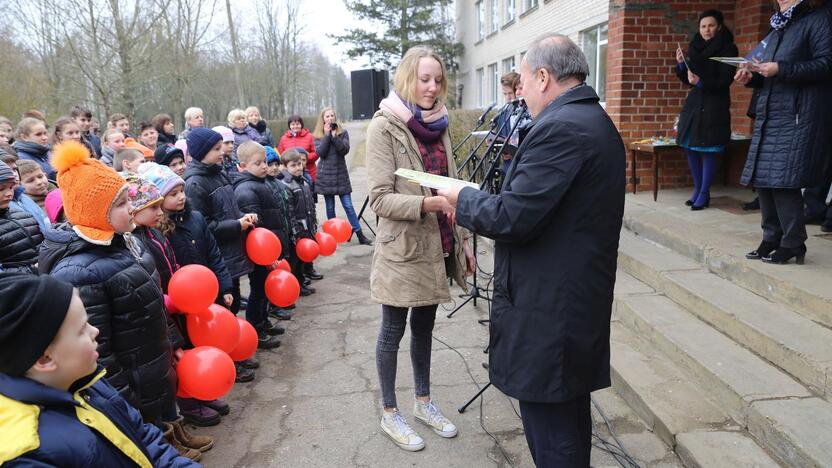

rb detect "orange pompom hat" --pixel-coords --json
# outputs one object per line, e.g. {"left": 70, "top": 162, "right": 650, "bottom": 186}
{"left": 52, "top": 140, "right": 129, "bottom": 245}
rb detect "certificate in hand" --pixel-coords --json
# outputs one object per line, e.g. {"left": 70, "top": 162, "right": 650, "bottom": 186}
{"left": 394, "top": 168, "right": 480, "bottom": 191}
{"left": 709, "top": 56, "right": 751, "bottom": 67}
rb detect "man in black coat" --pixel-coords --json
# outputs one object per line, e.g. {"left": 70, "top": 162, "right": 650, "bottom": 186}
{"left": 440, "top": 33, "right": 625, "bottom": 467}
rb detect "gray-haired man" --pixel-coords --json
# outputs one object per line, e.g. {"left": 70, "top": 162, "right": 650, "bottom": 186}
{"left": 440, "top": 33, "right": 625, "bottom": 466}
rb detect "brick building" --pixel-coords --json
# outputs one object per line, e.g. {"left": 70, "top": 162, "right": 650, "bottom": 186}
{"left": 455, "top": 0, "right": 775, "bottom": 192}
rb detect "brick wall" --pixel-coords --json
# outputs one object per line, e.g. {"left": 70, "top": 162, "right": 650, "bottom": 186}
{"left": 607, "top": 0, "right": 771, "bottom": 192}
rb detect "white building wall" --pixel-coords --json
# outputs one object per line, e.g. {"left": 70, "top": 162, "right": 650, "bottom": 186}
{"left": 455, "top": 0, "right": 608, "bottom": 109}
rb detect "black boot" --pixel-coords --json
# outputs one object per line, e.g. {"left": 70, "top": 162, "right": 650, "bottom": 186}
{"left": 265, "top": 320, "right": 285, "bottom": 335}
{"left": 746, "top": 240, "right": 779, "bottom": 260}
{"left": 257, "top": 329, "right": 281, "bottom": 349}
{"left": 356, "top": 230, "right": 373, "bottom": 246}
{"left": 304, "top": 263, "right": 323, "bottom": 280}
{"left": 762, "top": 244, "right": 806, "bottom": 265}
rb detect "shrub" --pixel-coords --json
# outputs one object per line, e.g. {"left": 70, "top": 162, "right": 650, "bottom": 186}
{"left": 447, "top": 108, "right": 498, "bottom": 183}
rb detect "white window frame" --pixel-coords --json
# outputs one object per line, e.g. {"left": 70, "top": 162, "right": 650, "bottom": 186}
{"left": 476, "top": 1, "right": 485, "bottom": 41}
{"left": 488, "top": 62, "right": 499, "bottom": 104}
{"left": 502, "top": 56, "right": 515, "bottom": 74}
{"left": 504, "top": 0, "right": 515, "bottom": 23}
{"left": 522, "top": 0, "right": 538, "bottom": 13}
{"left": 580, "top": 23, "right": 608, "bottom": 105}
{"left": 477, "top": 68, "right": 485, "bottom": 107}
{"left": 489, "top": 0, "right": 499, "bottom": 33}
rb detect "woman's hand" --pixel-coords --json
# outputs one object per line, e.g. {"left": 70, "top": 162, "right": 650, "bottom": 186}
{"left": 687, "top": 70, "right": 700, "bottom": 85}
{"left": 422, "top": 195, "right": 455, "bottom": 215}
{"left": 734, "top": 67, "right": 753, "bottom": 85}
{"left": 752, "top": 62, "right": 779, "bottom": 78}
{"left": 463, "top": 239, "right": 476, "bottom": 277}
{"left": 676, "top": 47, "right": 685, "bottom": 65}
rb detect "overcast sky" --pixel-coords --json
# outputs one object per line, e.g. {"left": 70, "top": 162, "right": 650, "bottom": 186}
{"left": 295, "top": 0, "right": 368, "bottom": 72}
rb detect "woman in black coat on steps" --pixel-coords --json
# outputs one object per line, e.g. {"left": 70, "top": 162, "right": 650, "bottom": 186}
{"left": 675, "top": 10, "right": 738, "bottom": 211}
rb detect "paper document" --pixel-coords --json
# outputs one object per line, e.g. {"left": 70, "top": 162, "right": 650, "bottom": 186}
{"left": 394, "top": 168, "right": 479, "bottom": 191}
{"left": 710, "top": 56, "right": 751, "bottom": 67}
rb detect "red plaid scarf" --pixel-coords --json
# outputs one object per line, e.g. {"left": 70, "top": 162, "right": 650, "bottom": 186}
{"left": 414, "top": 138, "right": 454, "bottom": 256}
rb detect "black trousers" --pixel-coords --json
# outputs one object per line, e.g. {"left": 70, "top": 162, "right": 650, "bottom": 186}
{"left": 757, "top": 188, "right": 807, "bottom": 248}
{"left": 519, "top": 394, "right": 592, "bottom": 468}
{"left": 803, "top": 168, "right": 832, "bottom": 222}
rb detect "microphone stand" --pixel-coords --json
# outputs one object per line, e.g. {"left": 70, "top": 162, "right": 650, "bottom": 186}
{"left": 453, "top": 102, "right": 497, "bottom": 156}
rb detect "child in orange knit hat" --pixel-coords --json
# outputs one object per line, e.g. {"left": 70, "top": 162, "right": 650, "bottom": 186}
{"left": 37, "top": 141, "right": 207, "bottom": 461}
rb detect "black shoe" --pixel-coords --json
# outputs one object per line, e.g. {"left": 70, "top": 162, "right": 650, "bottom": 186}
{"left": 685, "top": 199, "right": 694, "bottom": 207}
{"left": 284, "top": 303, "right": 296, "bottom": 310}
{"left": 822, "top": 221, "right": 832, "bottom": 233}
{"left": 691, "top": 192, "right": 710, "bottom": 211}
{"left": 235, "top": 363, "right": 255, "bottom": 383}
{"left": 302, "top": 277, "right": 312, "bottom": 286}
{"left": 356, "top": 231, "right": 374, "bottom": 246}
{"left": 239, "top": 356, "right": 259, "bottom": 369}
{"left": 762, "top": 244, "right": 806, "bottom": 265}
{"left": 307, "top": 270, "right": 323, "bottom": 281}
{"left": 746, "top": 240, "right": 780, "bottom": 260}
{"left": 265, "top": 320, "right": 285, "bottom": 335}
{"left": 257, "top": 330, "right": 282, "bottom": 349}
{"left": 805, "top": 216, "right": 825, "bottom": 226}
{"left": 742, "top": 198, "right": 760, "bottom": 211}
{"left": 300, "top": 285, "right": 315, "bottom": 296}
{"left": 269, "top": 307, "right": 294, "bottom": 320}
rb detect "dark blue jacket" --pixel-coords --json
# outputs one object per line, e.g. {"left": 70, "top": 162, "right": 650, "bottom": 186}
{"left": 12, "top": 140, "right": 55, "bottom": 181}
{"left": 166, "top": 204, "right": 234, "bottom": 295}
{"left": 741, "top": 2, "right": 832, "bottom": 188}
{"left": 183, "top": 160, "right": 252, "bottom": 279}
{"left": 232, "top": 171, "right": 292, "bottom": 250}
{"left": 82, "top": 131, "right": 102, "bottom": 158}
{"left": 38, "top": 225, "right": 176, "bottom": 422}
{"left": 0, "top": 368, "right": 197, "bottom": 467}
{"left": 0, "top": 206, "right": 43, "bottom": 274}
{"left": 456, "top": 84, "right": 625, "bottom": 403}
{"left": 314, "top": 130, "right": 352, "bottom": 195}
{"left": 281, "top": 171, "right": 317, "bottom": 238}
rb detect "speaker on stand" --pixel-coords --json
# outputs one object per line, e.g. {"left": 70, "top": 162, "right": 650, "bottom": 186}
{"left": 351, "top": 69, "right": 389, "bottom": 120}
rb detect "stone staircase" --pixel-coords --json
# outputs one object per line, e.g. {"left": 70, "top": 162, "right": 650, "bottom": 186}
{"left": 612, "top": 192, "right": 832, "bottom": 468}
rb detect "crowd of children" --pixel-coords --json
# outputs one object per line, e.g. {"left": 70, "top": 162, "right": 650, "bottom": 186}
{"left": 0, "top": 106, "right": 355, "bottom": 465}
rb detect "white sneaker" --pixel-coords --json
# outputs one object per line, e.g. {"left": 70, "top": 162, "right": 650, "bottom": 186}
{"left": 380, "top": 410, "right": 425, "bottom": 451}
{"left": 414, "top": 399, "right": 458, "bottom": 438}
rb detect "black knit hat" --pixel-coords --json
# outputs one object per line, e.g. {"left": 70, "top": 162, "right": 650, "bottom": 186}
{"left": 0, "top": 160, "right": 14, "bottom": 184}
{"left": 154, "top": 144, "right": 185, "bottom": 167}
{"left": 186, "top": 127, "right": 222, "bottom": 162}
{"left": 0, "top": 272, "right": 75, "bottom": 376}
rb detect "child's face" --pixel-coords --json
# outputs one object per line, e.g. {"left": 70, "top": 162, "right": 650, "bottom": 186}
{"left": 241, "top": 151, "right": 268, "bottom": 178}
{"left": 22, "top": 122, "right": 49, "bottom": 146}
{"left": 133, "top": 202, "right": 162, "bottom": 227}
{"left": 286, "top": 160, "right": 304, "bottom": 177}
{"left": 140, "top": 128, "right": 158, "bottom": 147}
{"left": 300, "top": 155, "right": 307, "bottom": 166}
{"left": 74, "top": 115, "right": 91, "bottom": 133}
{"left": 162, "top": 185, "right": 186, "bottom": 212}
{"left": 289, "top": 121, "right": 302, "bottom": 133}
{"left": 221, "top": 140, "right": 233, "bottom": 156}
{"left": 114, "top": 119, "right": 129, "bottom": 134}
{"left": 58, "top": 123, "right": 82, "bottom": 144}
{"left": 0, "top": 123, "right": 13, "bottom": 142}
{"left": 267, "top": 161, "right": 280, "bottom": 177}
{"left": 168, "top": 157, "right": 186, "bottom": 177}
{"left": 31, "top": 291, "right": 100, "bottom": 389}
{"left": 201, "top": 141, "right": 224, "bottom": 165}
{"left": 0, "top": 181, "right": 14, "bottom": 209}
{"left": 122, "top": 157, "right": 142, "bottom": 174}
{"left": 21, "top": 168, "right": 49, "bottom": 196}
{"left": 106, "top": 133, "right": 126, "bottom": 151}
{"left": 109, "top": 189, "right": 135, "bottom": 233}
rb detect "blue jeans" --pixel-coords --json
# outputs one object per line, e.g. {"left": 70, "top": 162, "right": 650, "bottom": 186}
{"left": 323, "top": 193, "right": 362, "bottom": 233}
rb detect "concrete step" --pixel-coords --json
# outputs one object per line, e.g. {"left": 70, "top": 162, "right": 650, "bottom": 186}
{"left": 610, "top": 322, "right": 733, "bottom": 448}
{"left": 619, "top": 230, "right": 832, "bottom": 399}
{"left": 622, "top": 205, "right": 832, "bottom": 328}
{"left": 675, "top": 431, "right": 781, "bottom": 468}
{"left": 615, "top": 294, "right": 832, "bottom": 467}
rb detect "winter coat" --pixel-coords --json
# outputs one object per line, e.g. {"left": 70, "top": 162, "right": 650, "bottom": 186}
{"left": 455, "top": 84, "right": 625, "bottom": 403}
{"left": 0, "top": 206, "right": 43, "bottom": 274}
{"left": 133, "top": 226, "right": 178, "bottom": 294}
{"left": 12, "top": 140, "right": 55, "bottom": 181}
{"left": 38, "top": 226, "right": 177, "bottom": 422}
{"left": 10, "top": 186, "right": 51, "bottom": 233}
{"left": 0, "top": 369, "right": 197, "bottom": 467}
{"left": 366, "top": 109, "right": 470, "bottom": 308}
{"left": 265, "top": 176, "right": 298, "bottom": 252}
{"left": 676, "top": 29, "right": 738, "bottom": 148}
{"left": 231, "top": 125, "right": 265, "bottom": 158}
{"left": 82, "top": 131, "right": 102, "bottom": 158}
{"left": 156, "top": 130, "right": 177, "bottom": 146}
{"left": 278, "top": 128, "right": 319, "bottom": 182}
{"left": 183, "top": 160, "right": 252, "bottom": 279}
{"left": 233, "top": 171, "right": 292, "bottom": 251}
{"left": 281, "top": 171, "right": 317, "bottom": 238}
{"left": 314, "top": 130, "right": 353, "bottom": 195}
{"left": 250, "top": 121, "right": 275, "bottom": 147}
{"left": 741, "top": 2, "right": 832, "bottom": 188}
{"left": 167, "top": 203, "right": 234, "bottom": 295}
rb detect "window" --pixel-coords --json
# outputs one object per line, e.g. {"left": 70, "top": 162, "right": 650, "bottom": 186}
{"left": 581, "top": 23, "right": 608, "bottom": 103}
{"left": 502, "top": 56, "right": 515, "bottom": 74}
{"left": 476, "top": 1, "right": 485, "bottom": 41}
{"left": 489, "top": 63, "right": 499, "bottom": 104}
{"left": 489, "top": 0, "right": 498, "bottom": 33}
{"left": 522, "top": 0, "right": 538, "bottom": 13}
{"left": 505, "top": 0, "right": 515, "bottom": 23}
{"left": 477, "top": 68, "right": 485, "bottom": 107}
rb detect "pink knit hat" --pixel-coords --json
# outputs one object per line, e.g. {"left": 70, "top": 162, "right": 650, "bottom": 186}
{"left": 212, "top": 126, "right": 234, "bottom": 143}
{"left": 44, "top": 189, "right": 65, "bottom": 224}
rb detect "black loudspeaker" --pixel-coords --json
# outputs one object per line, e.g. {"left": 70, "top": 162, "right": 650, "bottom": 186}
{"left": 351, "top": 69, "right": 389, "bottom": 120}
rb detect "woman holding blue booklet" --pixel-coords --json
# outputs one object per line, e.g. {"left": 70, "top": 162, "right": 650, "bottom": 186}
{"left": 674, "top": 9, "right": 738, "bottom": 211}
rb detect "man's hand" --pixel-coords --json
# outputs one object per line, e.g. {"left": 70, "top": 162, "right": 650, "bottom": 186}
{"left": 223, "top": 294, "right": 233, "bottom": 307}
{"left": 752, "top": 62, "right": 779, "bottom": 78}
{"left": 734, "top": 67, "right": 753, "bottom": 85}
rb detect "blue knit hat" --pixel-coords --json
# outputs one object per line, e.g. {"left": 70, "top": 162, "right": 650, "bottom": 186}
{"left": 186, "top": 127, "right": 222, "bottom": 162}
{"left": 265, "top": 146, "right": 280, "bottom": 164}
{"left": 0, "top": 160, "right": 14, "bottom": 184}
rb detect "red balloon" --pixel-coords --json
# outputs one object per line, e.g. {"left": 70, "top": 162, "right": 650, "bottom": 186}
{"left": 228, "top": 317, "right": 258, "bottom": 361}
{"left": 246, "top": 227, "right": 282, "bottom": 266}
{"left": 177, "top": 346, "right": 236, "bottom": 400}
{"left": 315, "top": 232, "right": 337, "bottom": 256}
{"left": 163, "top": 294, "right": 180, "bottom": 314}
{"left": 186, "top": 304, "right": 241, "bottom": 353}
{"left": 265, "top": 269, "right": 300, "bottom": 307}
{"left": 323, "top": 218, "right": 352, "bottom": 243}
{"left": 169, "top": 265, "right": 219, "bottom": 314}
{"left": 275, "top": 259, "right": 291, "bottom": 272}
{"left": 296, "top": 238, "right": 320, "bottom": 262}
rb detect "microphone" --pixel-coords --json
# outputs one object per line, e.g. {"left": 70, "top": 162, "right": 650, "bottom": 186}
{"left": 477, "top": 102, "right": 497, "bottom": 125}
